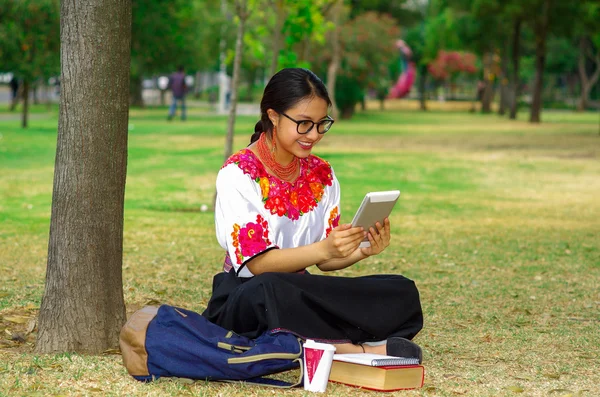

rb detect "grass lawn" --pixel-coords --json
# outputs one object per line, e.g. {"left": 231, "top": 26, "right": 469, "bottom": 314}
{"left": 1, "top": 101, "right": 599, "bottom": 396}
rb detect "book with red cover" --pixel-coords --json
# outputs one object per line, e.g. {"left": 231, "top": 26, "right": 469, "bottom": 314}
{"left": 328, "top": 353, "right": 424, "bottom": 392}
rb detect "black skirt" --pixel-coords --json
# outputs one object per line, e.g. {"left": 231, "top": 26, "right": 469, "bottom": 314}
{"left": 202, "top": 270, "right": 423, "bottom": 344}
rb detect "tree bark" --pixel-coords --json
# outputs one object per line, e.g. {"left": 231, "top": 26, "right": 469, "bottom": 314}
{"left": 418, "top": 64, "right": 428, "bottom": 111}
{"left": 326, "top": 0, "right": 341, "bottom": 120}
{"left": 481, "top": 53, "right": 495, "bottom": 113}
{"left": 577, "top": 36, "right": 600, "bottom": 112}
{"left": 509, "top": 19, "right": 521, "bottom": 120}
{"left": 224, "top": 0, "right": 248, "bottom": 162}
{"left": 269, "top": 0, "right": 285, "bottom": 77}
{"left": 530, "top": 0, "right": 550, "bottom": 123}
{"left": 245, "top": 67, "right": 257, "bottom": 102}
{"left": 36, "top": 0, "right": 131, "bottom": 354}
{"left": 21, "top": 80, "right": 29, "bottom": 128}
{"left": 498, "top": 39, "right": 510, "bottom": 116}
{"left": 214, "top": 0, "right": 248, "bottom": 211}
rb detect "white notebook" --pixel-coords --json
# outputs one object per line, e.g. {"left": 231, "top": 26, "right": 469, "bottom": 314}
{"left": 333, "top": 353, "right": 420, "bottom": 367}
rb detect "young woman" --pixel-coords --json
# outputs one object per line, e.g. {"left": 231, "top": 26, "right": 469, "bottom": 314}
{"left": 202, "top": 68, "right": 423, "bottom": 360}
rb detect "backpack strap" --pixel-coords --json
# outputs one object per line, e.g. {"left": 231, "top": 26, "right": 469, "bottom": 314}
{"left": 222, "top": 357, "right": 304, "bottom": 388}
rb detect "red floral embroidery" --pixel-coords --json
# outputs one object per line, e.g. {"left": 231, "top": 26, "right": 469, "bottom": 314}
{"left": 224, "top": 149, "right": 334, "bottom": 220}
{"left": 231, "top": 214, "right": 272, "bottom": 265}
{"left": 325, "top": 206, "right": 340, "bottom": 237}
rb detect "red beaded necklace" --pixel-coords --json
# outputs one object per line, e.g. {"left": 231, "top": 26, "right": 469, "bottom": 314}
{"left": 256, "top": 131, "right": 300, "bottom": 181}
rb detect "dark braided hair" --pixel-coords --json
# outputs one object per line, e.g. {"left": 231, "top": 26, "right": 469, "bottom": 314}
{"left": 250, "top": 68, "right": 332, "bottom": 144}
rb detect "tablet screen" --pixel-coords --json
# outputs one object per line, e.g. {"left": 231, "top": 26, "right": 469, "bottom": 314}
{"left": 351, "top": 191, "right": 400, "bottom": 247}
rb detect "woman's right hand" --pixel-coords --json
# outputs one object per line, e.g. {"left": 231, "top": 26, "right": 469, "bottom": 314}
{"left": 323, "top": 223, "right": 365, "bottom": 260}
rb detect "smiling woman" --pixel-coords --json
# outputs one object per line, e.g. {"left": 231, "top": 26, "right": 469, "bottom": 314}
{"left": 201, "top": 68, "right": 424, "bottom": 361}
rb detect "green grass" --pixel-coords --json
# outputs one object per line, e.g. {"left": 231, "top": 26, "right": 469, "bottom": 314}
{"left": 1, "top": 102, "right": 599, "bottom": 396}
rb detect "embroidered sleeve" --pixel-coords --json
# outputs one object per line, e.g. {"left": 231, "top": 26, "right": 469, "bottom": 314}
{"left": 321, "top": 169, "right": 341, "bottom": 240}
{"left": 215, "top": 165, "right": 278, "bottom": 277}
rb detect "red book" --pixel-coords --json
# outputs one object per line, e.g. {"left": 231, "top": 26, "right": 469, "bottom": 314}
{"left": 328, "top": 353, "right": 424, "bottom": 392}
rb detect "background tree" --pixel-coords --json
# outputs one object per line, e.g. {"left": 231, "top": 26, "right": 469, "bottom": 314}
{"left": 524, "top": 0, "right": 580, "bottom": 122}
{"left": 575, "top": 0, "right": 600, "bottom": 111}
{"left": 312, "top": 11, "right": 399, "bottom": 119}
{"left": 0, "top": 0, "right": 59, "bottom": 128}
{"left": 404, "top": 22, "right": 430, "bottom": 111}
{"left": 325, "top": 0, "right": 343, "bottom": 119}
{"left": 130, "top": 0, "right": 220, "bottom": 106}
{"left": 36, "top": 0, "right": 131, "bottom": 353}
{"left": 224, "top": 0, "right": 250, "bottom": 162}
{"left": 427, "top": 50, "right": 478, "bottom": 99}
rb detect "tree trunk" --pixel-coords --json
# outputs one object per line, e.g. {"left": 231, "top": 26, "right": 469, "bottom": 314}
{"left": 481, "top": 52, "right": 494, "bottom": 113}
{"left": 418, "top": 64, "right": 427, "bottom": 111}
{"left": 129, "top": 75, "right": 144, "bottom": 107}
{"left": 341, "top": 104, "right": 355, "bottom": 119}
{"left": 270, "top": 0, "right": 285, "bottom": 77}
{"left": 194, "top": 71, "right": 202, "bottom": 99}
{"left": 245, "top": 67, "right": 257, "bottom": 102}
{"left": 509, "top": 19, "right": 521, "bottom": 120}
{"left": 326, "top": 0, "right": 341, "bottom": 119}
{"left": 36, "top": 0, "right": 130, "bottom": 354}
{"left": 33, "top": 81, "right": 40, "bottom": 105}
{"left": 213, "top": 0, "right": 248, "bottom": 211}
{"left": 498, "top": 40, "right": 510, "bottom": 116}
{"left": 21, "top": 80, "right": 29, "bottom": 128}
{"left": 224, "top": 1, "right": 248, "bottom": 162}
{"left": 530, "top": 0, "right": 550, "bottom": 123}
{"left": 577, "top": 36, "right": 600, "bottom": 112}
{"left": 45, "top": 82, "right": 52, "bottom": 111}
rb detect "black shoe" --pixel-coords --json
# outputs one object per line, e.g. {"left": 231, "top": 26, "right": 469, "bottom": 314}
{"left": 386, "top": 337, "right": 423, "bottom": 363}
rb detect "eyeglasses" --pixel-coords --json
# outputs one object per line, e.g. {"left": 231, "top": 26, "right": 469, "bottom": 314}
{"left": 280, "top": 112, "right": 335, "bottom": 134}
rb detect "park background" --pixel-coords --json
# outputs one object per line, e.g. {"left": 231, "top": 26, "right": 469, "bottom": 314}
{"left": 1, "top": 0, "right": 599, "bottom": 396}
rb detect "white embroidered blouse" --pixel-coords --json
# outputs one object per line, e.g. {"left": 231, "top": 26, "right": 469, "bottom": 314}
{"left": 215, "top": 149, "right": 341, "bottom": 277}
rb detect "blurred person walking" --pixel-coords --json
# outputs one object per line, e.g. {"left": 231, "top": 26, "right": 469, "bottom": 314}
{"left": 167, "top": 66, "right": 187, "bottom": 121}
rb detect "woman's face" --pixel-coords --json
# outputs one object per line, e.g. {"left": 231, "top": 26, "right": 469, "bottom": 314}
{"left": 268, "top": 96, "right": 329, "bottom": 163}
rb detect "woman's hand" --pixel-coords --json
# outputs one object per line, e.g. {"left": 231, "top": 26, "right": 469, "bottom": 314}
{"left": 360, "top": 218, "right": 391, "bottom": 257}
{"left": 323, "top": 223, "right": 365, "bottom": 260}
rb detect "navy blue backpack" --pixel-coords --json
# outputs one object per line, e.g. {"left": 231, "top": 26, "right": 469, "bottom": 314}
{"left": 120, "top": 305, "right": 304, "bottom": 387}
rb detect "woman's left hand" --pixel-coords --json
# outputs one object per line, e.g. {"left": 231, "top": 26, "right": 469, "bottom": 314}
{"left": 360, "top": 218, "right": 391, "bottom": 257}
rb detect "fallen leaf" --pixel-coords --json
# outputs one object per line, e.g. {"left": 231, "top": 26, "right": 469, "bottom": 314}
{"left": 513, "top": 375, "right": 534, "bottom": 381}
{"left": 102, "top": 348, "right": 121, "bottom": 355}
{"left": 0, "top": 292, "right": 10, "bottom": 298}
{"left": 549, "top": 389, "right": 573, "bottom": 394}
{"left": 26, "top": 319, "right": 36, "bottom": 335}
{"left": 3, "top": 316, "right": 30, "bottom": 324}
{"left": 505, "top": 386, "right": 524, "bottom": 393}
{"left": 88, "top": 388, "right": 103, "bottom": 392}
{"left": 543, "top": 373, "right": 561, "bottom": 379}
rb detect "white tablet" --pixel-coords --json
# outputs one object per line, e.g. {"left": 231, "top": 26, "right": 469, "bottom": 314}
{"left": 351, "top": 190, "right": 400, "bottom": 248}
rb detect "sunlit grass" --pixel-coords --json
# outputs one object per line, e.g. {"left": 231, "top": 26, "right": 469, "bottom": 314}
{"left": 1, "top": 102, "right": 599, "bottom": 396}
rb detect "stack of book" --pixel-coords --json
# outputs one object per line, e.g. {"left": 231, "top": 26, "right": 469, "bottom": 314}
{"left": 328, "top": 353, "right": 424, "bottom": 392}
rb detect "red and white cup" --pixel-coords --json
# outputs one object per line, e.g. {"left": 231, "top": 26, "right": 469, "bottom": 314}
{"left": 303, "top": 339, "right": 336, "bottom": 392}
